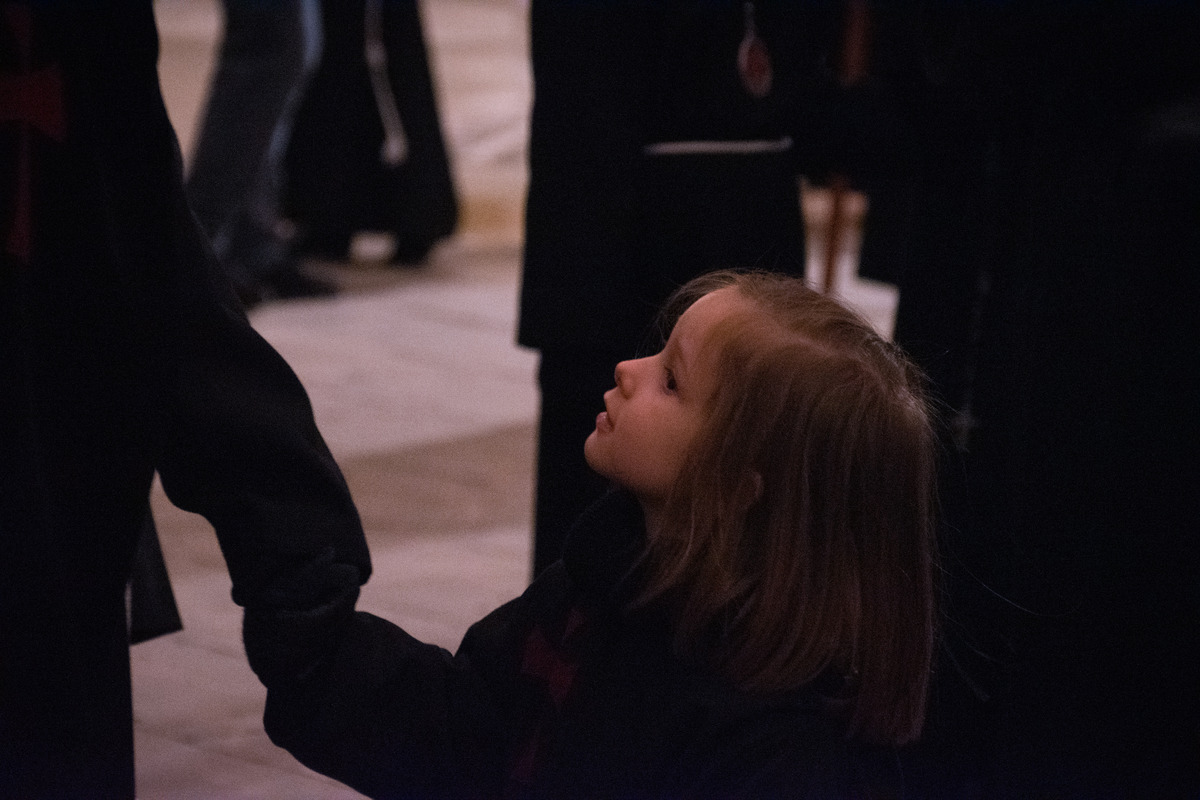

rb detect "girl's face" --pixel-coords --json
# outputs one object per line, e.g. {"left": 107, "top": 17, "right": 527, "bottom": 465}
{"left": 584, "top": 287, "right": 747, "bottom": 529}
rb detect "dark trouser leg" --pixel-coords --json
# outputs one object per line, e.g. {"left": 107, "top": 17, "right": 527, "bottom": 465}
{"left": 186, "top": 0, "right": 319, "bottom": 285}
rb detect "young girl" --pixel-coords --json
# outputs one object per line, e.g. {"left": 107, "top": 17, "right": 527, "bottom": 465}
{"left": 242, "top": 269, "right": 937, "bottom": 799}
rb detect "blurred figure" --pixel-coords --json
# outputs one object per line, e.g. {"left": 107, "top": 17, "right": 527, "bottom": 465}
{"left": 284, "top": 0, "right": 458, "bottom": 265}
{"left": 0, "top": 3, "right": 369, "bottom": 796}
{"left": 186, "top": 0, "right": 336, "bottom": 306}
{"left": 849, "top": 4, "right": 1200, "bottom": 796}
{"left": 519, "top": 0, "right": 842, "bottom": 577}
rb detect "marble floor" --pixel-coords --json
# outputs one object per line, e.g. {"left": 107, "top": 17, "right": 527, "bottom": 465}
{"left": 136, "top": 1, "right": 896, "bottom": 796}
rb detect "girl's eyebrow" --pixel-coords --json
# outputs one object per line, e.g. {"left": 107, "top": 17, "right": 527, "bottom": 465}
{"left": 658, "top": 337, "right": 685, "bottom": 387}
{"left": 669, "top": 332, "right": 698, "bottom": 391}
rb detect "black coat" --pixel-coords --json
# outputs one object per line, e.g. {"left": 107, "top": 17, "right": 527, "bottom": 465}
{"left": 284, "top": 0, "right": 458, "bottom": 262}
{"left": 518, "top": 0, "right": 839, "bottom": 358}
{"left": 0, "top": 5, "right": 369, "bottom": 797}
{"left": 247, "top": 491, "right": 893, "bottom": 799}
{"left": 849, "top": 5, "right": 1200, "bottom": 797}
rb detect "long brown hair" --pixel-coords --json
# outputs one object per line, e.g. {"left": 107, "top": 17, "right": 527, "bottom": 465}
{"left": 636, "top": 270, "right": 937, "bottom": 746}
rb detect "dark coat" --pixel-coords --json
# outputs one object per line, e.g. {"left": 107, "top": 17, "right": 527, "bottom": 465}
{"left": 0, "top": 5, "right": 370, "bottom": 797}
{"left": 517, "top": 0, "right": 843, "bottom": 574}
{"left": 518, "top": 0, "right": 839, "bottom": 358}
{"left": 849, "top": 5, "right": 1200, "bottom": 797}
{"left": 284, "top": 0, "right": 458, "bottom": 262}
{"left": 247, "top": 491, "right": 892, "bottom": 799}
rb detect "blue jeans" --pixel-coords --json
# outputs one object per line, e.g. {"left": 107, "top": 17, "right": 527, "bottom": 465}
{"left": 186, "top": 0, "right": 320, "bottom": 286}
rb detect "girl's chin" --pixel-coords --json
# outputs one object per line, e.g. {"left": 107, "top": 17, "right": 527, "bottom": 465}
{"left": 582, "top": 437, "right": 612, "bottom": 482}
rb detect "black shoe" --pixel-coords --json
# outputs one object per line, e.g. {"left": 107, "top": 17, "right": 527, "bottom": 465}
{"left": 294, "top": 227, "right": 352, "bottom": 262}
{"left": 390, "top": 234, "right": 441, "bottom": 267}
{"left": 233, "top": 280, "right": 265, "bottom": 310}
{"left": 258, "top": 263, "right": 338, "bottom": 301}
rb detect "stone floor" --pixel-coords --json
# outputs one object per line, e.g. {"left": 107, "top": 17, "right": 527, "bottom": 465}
{"left": 136, "top": 1, "right": 896, "bottom": 796}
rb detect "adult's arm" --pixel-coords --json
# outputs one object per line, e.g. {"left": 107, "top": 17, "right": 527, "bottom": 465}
{"left": 145, "top": 129, "right": 374, "bottom": 695}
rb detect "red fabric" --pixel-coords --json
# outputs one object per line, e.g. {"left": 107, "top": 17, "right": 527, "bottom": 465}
{"left": 1, "top": 3, "right": 66, "bottom": 263}
{"left": 509, "top": 607, "right": 587, "bottom": 789}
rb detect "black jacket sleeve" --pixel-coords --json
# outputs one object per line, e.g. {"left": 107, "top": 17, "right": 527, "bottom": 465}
{"left": 251, "top": 610, "right": 514, "bottom": 800}
{"left": 242, "top": 561, "right": 573, "bottom": 799}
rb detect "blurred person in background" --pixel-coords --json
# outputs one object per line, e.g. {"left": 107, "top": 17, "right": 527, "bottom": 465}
{"left": 186, "top": 0, "right": 337, "bottom": 306}
{"left": 518, "top": 0, "right": 846, "bottom": 577}
{"left": 284, "top": 0, "right": 458, "bottom": 266}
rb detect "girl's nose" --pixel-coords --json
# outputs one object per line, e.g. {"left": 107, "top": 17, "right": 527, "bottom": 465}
{"left": 613, "top": 359, "right": 635, "bottom": 396}
{"left": 615, "top": 356, "right": 655, "bottom": 396}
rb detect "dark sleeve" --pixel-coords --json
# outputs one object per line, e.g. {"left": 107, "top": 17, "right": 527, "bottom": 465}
{"left": 248, "top": 611, "right": 507, "bottom": 800}
{"left": 149, "top": 119, "right": 498, "bottom": 798}
{"left": 146, "top": 154, "right": 375, "bottom": 707}
{"left": 245, "top": 575, "right": 567, "bottom": 800}
{"left": 88, "top": 1, "right": 375, "bottom": 701}
{"left": 153, "top": 273, "right": 371, "bottom": 613}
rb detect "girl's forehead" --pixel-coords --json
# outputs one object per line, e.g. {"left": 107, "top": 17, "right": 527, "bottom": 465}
{"left": 675, "top": 288, "right": 750, "bottom": 337}
{"left": 670, "top": 288, "right": 753, "bottom": 362}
